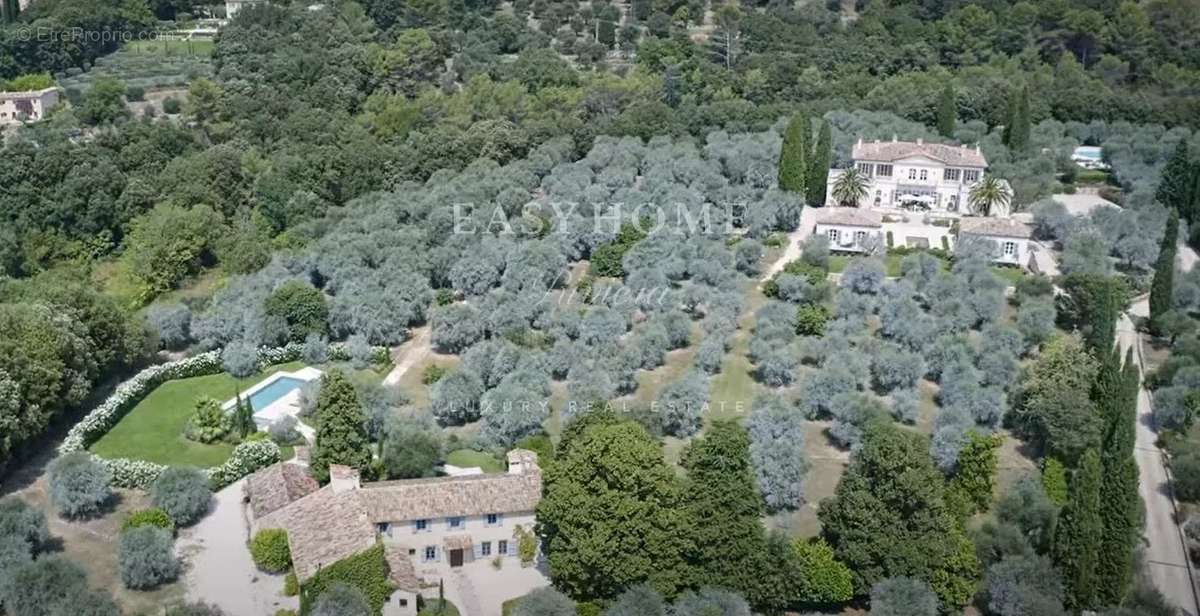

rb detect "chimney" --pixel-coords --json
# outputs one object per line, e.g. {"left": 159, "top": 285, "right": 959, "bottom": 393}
{"left": 916, "top": 137, "right": 923, "bottom": 145}
{"left": 975, "top": 144, "right": 981, "bottom": 153}
{"left": 874, "top": 138, "right": 880, "bottom": 144}
{"left": 507, "top": 449, "right": 540, "bottom": 476}
{"left": 856, "top": 137, "right": 863, "bottom": 147}
{"left": 892, "top": 134, "right": 897, "bottom": 142}
{"left": 329, "top": 465, "right": 360, "bottom": 493}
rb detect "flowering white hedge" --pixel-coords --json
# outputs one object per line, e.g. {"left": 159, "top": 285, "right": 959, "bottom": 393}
{"left": 59, "top": 342, "right": 385, "bottom": 490}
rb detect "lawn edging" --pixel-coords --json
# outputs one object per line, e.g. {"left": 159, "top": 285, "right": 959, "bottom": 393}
{"left": 59, "top": 342, "right": 389, "bottom": 489}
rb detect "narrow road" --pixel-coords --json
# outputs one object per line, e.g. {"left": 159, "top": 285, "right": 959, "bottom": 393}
{"left": 1121, "top": 236, "right": 1200, "bottom": 616}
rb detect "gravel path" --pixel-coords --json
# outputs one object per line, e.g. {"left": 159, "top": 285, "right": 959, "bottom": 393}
{"left": 760, "top": 207, "right": 818, "bottom": 285}
{"left": 177, "top": 480, "right": 295, "bottom": 616}
{"left": 383, "top": 326, "right": 432, "bottom": 387}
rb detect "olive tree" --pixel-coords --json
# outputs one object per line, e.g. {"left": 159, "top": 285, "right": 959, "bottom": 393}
{"left": 431, "top": 303, "right": 485, "bottom": 353}
{"left": 657, "top": 369, "right": 709, "bottom": 438}
{"left": 430, "top": 368, "right": 485, "bottom": 425}
{"left": 869, "top": 577, "right": 938, "bottom": 616}
{"left": 119, "top": 526, "right": 180, "bottom": 590}
{"left": 48, "top": 453, "right": 112, "bottom": 519}
{"left": 746, "top": 394, "right": 809, "bottom": 512}
{"left": 151, "top": 466, "right": 212, "bottom": 527}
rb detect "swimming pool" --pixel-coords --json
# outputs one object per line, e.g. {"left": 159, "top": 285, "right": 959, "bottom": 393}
{"left": 247, "top": 376, "right": 307, "bottom": 413}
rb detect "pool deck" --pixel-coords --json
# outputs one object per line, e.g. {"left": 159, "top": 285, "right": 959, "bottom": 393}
{"left": 222, "top": 367, "right": 323, "bottom": 438}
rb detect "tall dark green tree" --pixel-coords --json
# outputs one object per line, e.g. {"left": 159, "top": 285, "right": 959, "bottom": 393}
{"left": 1, "top": 0, "right": 18, "bottom": 23}
{"left": 1004, "top": 86, "right": 1032, "bottom": 152}
{"left": 1150, "top": 209, "right": 1179, "bottom": 329}
{"left": 536, "top": 419, "right": 693, "bottom": 601}
{"left": 1092, "top": 347, "right": 1139, "bottom": 604}
{"left": 680, "top": 420, "right": 777, "bottom": 611}
{"left": 818, "top": 421, "right": 980, "bottom": 608}
{"left": 778, "top": 113, "right": 810, "bottom": 194}
{"left": 1057, "top": 273, "right": 1126, "bottom": 354}
{"left": 806, "top": 121, "right": 832, "bottom": 207}
{"left": 310, "top": 370, "right": 372, "bottom": 483}
{"left": 1155, "top": 141, "right": 1192, "bottom": 214}
{"left": 936, "top": 82, "right": 956, "bottom": 138}
{"left": 1052, "top": 448, "right": 1103, "bottom": 610}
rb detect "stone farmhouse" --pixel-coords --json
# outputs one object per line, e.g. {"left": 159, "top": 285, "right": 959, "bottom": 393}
{"left": 827, "top": 137, "right": 1007, "bottom": 215}
{"left": 0, "top": 87, "right": 59, "bottom": 126}
{"left": 957, "top": 216, "right": 1035, "bottom": 269}
{"left": 245, "top": 450, "right": 543, "bottom": 615}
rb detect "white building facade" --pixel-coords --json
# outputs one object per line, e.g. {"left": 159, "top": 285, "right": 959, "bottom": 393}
{"left": 813, "top": 208, "right": 884, "bottom": 254}
{"left": 827, "top": 138, "right": 991, "bottom": 214}
{"left": 0, "top": 87, "right": 59, "bottom": 125}
{"left": 957, "top": 217, "right": 1034, "bottom": 269}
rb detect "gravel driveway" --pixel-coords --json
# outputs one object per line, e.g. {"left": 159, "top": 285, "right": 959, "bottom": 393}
{"left": 177, "top": 480, "right": 296, "bottom": 615}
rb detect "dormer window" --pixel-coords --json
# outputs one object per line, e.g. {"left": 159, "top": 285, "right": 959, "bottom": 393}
{"left": 414, "top": 519, "right": 429, "bottom": 532}
{"left": 486, "top": 513, "right": 501, "bottom": 526}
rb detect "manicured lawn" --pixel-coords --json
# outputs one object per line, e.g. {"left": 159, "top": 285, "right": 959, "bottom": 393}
{"left": 828, "top": 253, "right": 920, "bottom": 277}
{"left": 90, "top": 362, "right": 306, "bottom": 467}
{"left": 990, "top": 265, "right": 1026, "bottom": 286}
{"left": 445, "top": 449, "right": 505, "bottom": 473}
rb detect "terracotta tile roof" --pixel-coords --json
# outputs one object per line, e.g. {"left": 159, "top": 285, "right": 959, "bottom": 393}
{"left": 253, "top": 450, "right": 542, "bottom": 583}
{"left": 958, "top": 216, "right": 1032, "bottom": 239}
{"left": 814, "top": 207, "right": 883, "bottom": 228}
{"left": 245, "top": 462, "right": 320, "bottom": 519}
{"left": 853, "top": 139, "right": 987, "bottom": 168}
{"left": 384, "top": 544, "right": 423, "bottom": 593}
{"left": 359, "top": 462, "right": 542, "bottom": 522}
{"left": 253, "top": 486, "right": 378, "bottom": 581}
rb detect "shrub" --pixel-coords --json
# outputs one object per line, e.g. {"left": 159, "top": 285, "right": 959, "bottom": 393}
{"left": 312, "top": 583, "right": 370, "bottom": 616}
{"left": 163, "top": 97, "right": 182, "bottom": 113}
{"left": 422, "top": 364, "right": 448, "bottom": 384}
{"left": 515, "top": 524, "right": 537, "bottom": 566}
{"left": 869, "top": 577, "right": 938, "bottom": 616}
{"left": 122, "top": 508, "right": 175, "bottom": 533}
{"left": 126, "top": 85, "right": 145, "bottom": 101}
{"left": 165, "top": 603, "right": 225, "bottom": 616}
{"left": 48, "top": 452, "right": 112, "bottom": 519}
{"left": 795, "top": 304, "right": 830, "bottom": 336}
{"left": 184, "top": 397, "right": 229, "bottom": 444}
{"left": 152, "top": 466, "right": 212, "bottom": 526}
{"left": 250, "top": 529, "right": 292, "bottom": 573}
{"left": 1173, "top": 454, "right": 1200, "bottom": 502}
{"left": 119, "top": 526, "right": 180, "bottom": 589}
{"left": 513, "top": 587, "right": 575, "bottom": 616}
{"left": 284, "top": 572, "right": 299, "bottom": 596}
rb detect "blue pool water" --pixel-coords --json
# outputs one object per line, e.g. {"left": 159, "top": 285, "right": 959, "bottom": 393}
{"left": 248, "top": 376, "right": 307, "bottom": 413}
{"left": 1073, "top": 146, "right": 1102, "bottom": 160}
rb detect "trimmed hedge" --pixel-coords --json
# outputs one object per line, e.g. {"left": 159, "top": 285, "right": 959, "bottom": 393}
{"left": 58, "top": 343, "right": 385, "bottom": 489}
{"left": 251, "top": 529, "right": 292, "bottom": 573}
{"left": 299, "top": 544, "right": 393, "bottom": 616}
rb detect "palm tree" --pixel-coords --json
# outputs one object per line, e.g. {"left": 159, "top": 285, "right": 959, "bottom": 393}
{"left": 968, "top": 175, "right": 1012, "bottom": 216}
{"left": 831, "top": 168, "right": 869, "bottom": 207}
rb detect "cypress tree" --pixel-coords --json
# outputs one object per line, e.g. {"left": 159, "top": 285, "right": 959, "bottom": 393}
{"left": 1091, "top": 345, "right": 1125, "bottom": 434}
{"left": 1053, "top": 448, "right": 1103, "bottom": 610}
{"left": 311, "top": 370, "right": 373, "bottom": 482}
{"left": 1095, "top": 348, "right": 1139, "bottom": 605}
{"left": 806, "top": 121, "right": 832, "bottom": 207}
{"left": 778, "top": 113, "right": 810, "bottom": 194}
{"left": 681, "top": 420, "right": 776, "bottom": 610}
{"left": 1006, "top": 87, "right": 1032, "bottom": 152}
{"left": 1155, "top": 141, "right": 1192, "bottom": 213}
{"left": 937, "top": 82, "right": 956, "bottom": 138}
{"left": 1150, "top": 209, "right": 1179, "bottom": 329}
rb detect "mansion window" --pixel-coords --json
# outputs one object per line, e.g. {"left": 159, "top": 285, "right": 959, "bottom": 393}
{"left": 908, "top": 169, "right": 917, "bottom": 180}
{"left": 414, "top": 519, "right": 429, "bottom": 532}
{"left": 482, "top": 542, "right": 492, "bottom": 557}
{"left": 448, "top": 516, "right": 464, "bottom": 529}
{"left": 919, "top": 169, "right": 928, "bottom": 181}
{"left": 944, "top": 168, "right": 961, "bottom": 182}
{"left": 875, "top": 164, "right": 893, "bottom": 177}
{"left": 1003, "top": 241, "right": 1017, "bottom": 256}
{"left": 963, "top": 169, "right": 980, "bottom": 183}
{"left": 856, "top": 162, "right": 874, "bottom": 176}
{"left": 498, "top": 540, "right": 509, "bottom": 555}
{"left": 486, "top": 513, "right": 500, "bottom": 526}
{"left": 854, "top": 231, "right": 868, "bottom": 245}
{"left": 424, "top": 546, "right": 437, "bottom": 562}
{"left": 826, "top": 229, "right": 840, "bottom": 243}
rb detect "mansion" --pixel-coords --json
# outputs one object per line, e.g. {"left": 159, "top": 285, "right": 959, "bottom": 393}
{"left": 826, "top": 138, "right": 1004, "bottom": 215}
